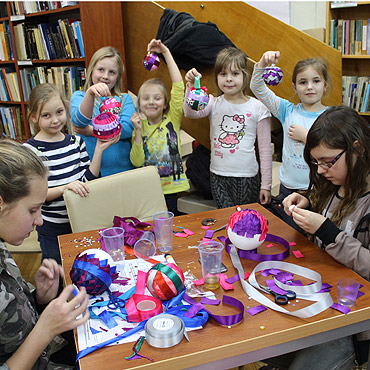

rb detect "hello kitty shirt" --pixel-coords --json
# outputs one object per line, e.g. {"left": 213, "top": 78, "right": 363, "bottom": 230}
{"left": 183, "top": 87, "right": 272, "bottom": 191}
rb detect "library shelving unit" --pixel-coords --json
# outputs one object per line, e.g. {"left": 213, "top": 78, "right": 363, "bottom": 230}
{"left": 1, "top": 1, "right": 127, "bottom": 140}
{"left": 326, "top": 1, "right": 370, "bottom": 119}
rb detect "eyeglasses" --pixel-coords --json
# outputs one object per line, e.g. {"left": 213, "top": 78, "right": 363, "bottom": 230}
{"left": 311, "top": 150, "right": 345, "bottom": 169}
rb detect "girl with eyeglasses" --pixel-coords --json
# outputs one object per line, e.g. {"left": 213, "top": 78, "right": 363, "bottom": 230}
{"left": 261, "top": 106, "right": 370, "bottom": 370}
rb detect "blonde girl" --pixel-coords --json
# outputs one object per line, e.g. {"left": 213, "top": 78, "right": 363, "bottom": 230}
{"left": 0, "top": 138, "right": 89, "bottom": 369}
{"left": 70, "top": 46, "right": 135, "bottom": 176}
{"left": 130, "top": 39, "right": 189, "bottom": 214}
{"left": 25, "top": 83, "right": 117, "bottom": 264}
{"left": 184, "top": 47, "right": 272, "bottom": 209}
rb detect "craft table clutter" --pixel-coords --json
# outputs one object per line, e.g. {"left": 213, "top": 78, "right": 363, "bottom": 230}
{"left": 59, "top": 204, "right": 370, "bottom": 370}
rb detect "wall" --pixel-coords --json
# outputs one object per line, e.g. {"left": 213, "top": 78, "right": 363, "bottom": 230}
{"left": 246, "top": 1, "right": 327, "bottom": 31}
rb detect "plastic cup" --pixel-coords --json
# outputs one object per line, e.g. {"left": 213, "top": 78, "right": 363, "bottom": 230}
{"left": 152, "top": 211, "right": 174, "bottom": 253}
{"left": 101, "top": 227, "right": 125, "bottom": 263}
{"left": 198, "top": 240, "right": 224, "bottom": 290}
{"left": 134, "top": 231, "right": 156, "bottom": 260}
{"left": 337, "top": 278, "right": 360, "bottom": 307}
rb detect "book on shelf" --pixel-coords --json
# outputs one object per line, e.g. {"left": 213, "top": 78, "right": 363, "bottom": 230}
{"left": 329, "top": 17, "right": 370, "bottom": 55}
{"left": 0, "top": 106, "right": 23, "bottom": 140}
{"left": 342, "top": 75, "right": 370, "bottom": 113}
{"left": 10, "top": 1, "right": 77, "bottom": 15}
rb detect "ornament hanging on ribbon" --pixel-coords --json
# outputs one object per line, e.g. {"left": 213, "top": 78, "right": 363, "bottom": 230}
{"left": 186, "top": 76, "right": 209, "bottom": 111}
{"left": 99, "top": 97, "right": 122, "bottom": 115}
{"left": 227, "top": 209, "right": 268, "bottom": 251}
{"left": 70, "top": 249, "right": 119, "bottom": 295}
{"left": 147, "top": 263, "right": 185, "bottom": 300}
{"left": 143, "top": 52, "right": 160, "bottom": 71}
{"left": 262, "top": 64, "right": 283, "bottom": 86}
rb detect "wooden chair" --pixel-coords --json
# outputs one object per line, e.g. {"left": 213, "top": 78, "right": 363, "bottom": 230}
{"left": 63, "top": 166, "right": 167, "bottom": 233}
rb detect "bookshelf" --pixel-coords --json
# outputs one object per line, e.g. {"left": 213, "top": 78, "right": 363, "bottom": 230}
{"left": 0, "top": 1, "right": 128, "bottom": 141}
{"left": 326, "top": 1, "right": 370, "bottom": 118}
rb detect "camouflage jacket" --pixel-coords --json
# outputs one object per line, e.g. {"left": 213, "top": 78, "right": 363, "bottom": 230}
{"left": 0, "top": 240, "right": 73, "bottom": 370}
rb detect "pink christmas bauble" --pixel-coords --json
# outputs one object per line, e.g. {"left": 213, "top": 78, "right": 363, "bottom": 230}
{"left": 146, "top": 263, "right": 184, "bottom": 300}
{"left": 100, "top": 97, "right": 122, "bottom": 115}
{"left": 186, "top": 88, "right": 209, "bottom": 111}
{"left": 92, "top": 112, "right": 121, "bottom": 141}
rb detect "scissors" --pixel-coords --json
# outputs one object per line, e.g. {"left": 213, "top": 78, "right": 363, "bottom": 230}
{"left": 259, "top": 285, "right": 296, "bottom": 305}
{"left": 107, "top": 293, "right": 126, "bottom": 310}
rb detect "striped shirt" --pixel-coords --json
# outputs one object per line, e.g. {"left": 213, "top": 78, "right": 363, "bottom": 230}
{"left": 24, "top": 134, "right": 97, "bottom": 235}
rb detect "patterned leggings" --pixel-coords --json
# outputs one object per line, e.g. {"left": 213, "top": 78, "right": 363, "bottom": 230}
{"left": 210, "top": 172, "right": 260, "bottom": 209}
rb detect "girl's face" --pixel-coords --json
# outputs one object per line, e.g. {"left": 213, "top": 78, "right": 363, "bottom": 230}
{"left": 0, "top": 176, "right": 47, "bottom": 246}
{"left": 92, "top": 57, "right": 119, "bottom": 91}
{"left": 310, "top": 144, "right": 348, "bottom": 187}
{"left": 35, "top": 95, "right": 67, "bottom": 139}
{"left": 293, "top": 66, "right": 326, "bottom": 110}
{"left": 139, "top": 84, "right": 165, "bottom": 124}
{"left": 217, "top": 63, "right": 244, "bottom": 97}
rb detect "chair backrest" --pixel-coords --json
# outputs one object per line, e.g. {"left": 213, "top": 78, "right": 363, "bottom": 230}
{"left": 63, "top": 166, "right": 167, "bottom": 233}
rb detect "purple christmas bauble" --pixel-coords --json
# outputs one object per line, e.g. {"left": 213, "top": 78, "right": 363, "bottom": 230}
{"left": 143, "top": 53, "right": 160, "bottom": 71}
{"left": 262, "top": 65, "right": 283, "bottom": 86}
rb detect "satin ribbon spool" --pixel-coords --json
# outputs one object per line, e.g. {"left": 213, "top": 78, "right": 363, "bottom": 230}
{"left": 145, "top": 314, "right": 186, "bottom": 348}
{"left": 126, "top": 294, "right": 163, "bottom": 323}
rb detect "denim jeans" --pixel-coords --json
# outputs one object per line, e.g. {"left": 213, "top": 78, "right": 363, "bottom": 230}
{"left": 37, "top": 233, "right": 62, "bottom": 264}
{"left": 263, "top": 336, "right": 355, "bottom": 370}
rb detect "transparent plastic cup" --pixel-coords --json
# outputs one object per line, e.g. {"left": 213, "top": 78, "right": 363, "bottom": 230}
{"left": 101, "top": 227, "right": 125, "bottom": 263}
{"left": 152, "top": 211, "right": 174, "bottom": 253}
{"left": 198, "top": 240, "right": 224, "bottom": 290}
{"left": 337, "top": 278, "right": 360, "bottom": 307}
{"left": 134, "top": 231, "right": 156, "bottom": 260}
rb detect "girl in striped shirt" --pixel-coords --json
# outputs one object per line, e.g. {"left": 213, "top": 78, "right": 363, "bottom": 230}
{"left": 25, "top": 83, "right": 118, "bottom": 264}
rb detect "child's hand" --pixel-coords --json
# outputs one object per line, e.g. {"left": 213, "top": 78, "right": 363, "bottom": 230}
{"left": 35, "top": 259, "right": 64, "bottom": 305}
{"left": 147, "top": 38, "right": 168, "bottom": 55}
{"left": 96, "top": 135, "right": 120, "bottom": 151}
{"left": 36, "top": 285, "right": 89, "bottom": 340}
{"left": 185, "top": 68, "right": 202, "bottom": 88}
{"left": 87, "top": 82, "right": 111, "bottom": 98}
{"left": 282, "top": 193, "right": 309, "bottom": 216}
{"left": 130, "top": 112, "right": 143, "bottom": 131}
{"left": 290, "top": 207, "right": 326, "bottom": 235}
{"left": 288, "top": 124, "right": 308, "bottom": 143}
{"left": 257, "top": 51, "right": 280, "bottom": 69}
{"left": 64, "top": 181, "right": 90, "bottom": 197}
{"left": 73, "top": 124, "right": 93, "bottom": 137}
{"left": 259, "top": 189, "right": 271, "bottom": 205}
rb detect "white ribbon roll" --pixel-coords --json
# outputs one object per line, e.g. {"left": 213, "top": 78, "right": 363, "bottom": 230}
{"left": 230, "top": 245, "right": 333, "bottom": 318}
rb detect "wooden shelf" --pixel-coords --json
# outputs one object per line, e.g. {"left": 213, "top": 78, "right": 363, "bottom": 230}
{"left": 326, "top": 1, "right": 370, "bottom": 117}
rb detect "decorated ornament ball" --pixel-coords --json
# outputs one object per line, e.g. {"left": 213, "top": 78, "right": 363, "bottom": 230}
{"left": 262, "top": 64, "right": 283, "bottom": 86}
{"left": 70, "top": 249, "right": 119, "bottom": 295}
{"left": 92, "top": 111, "right": 121, "bottom": 141}
{"left": 143, "top": 52, "right": 160, "bottom": 71}
{"left": 227, "top": 209, "right": 268, "bottom": 251}
{"left": 146, "top": 263, "right": 185, "bottom": 300}
{"left": 99, "top": 97, "right": 122, "bottom": 115}
{"left": 186, "top": 76, "right": 209, "bottom": 111}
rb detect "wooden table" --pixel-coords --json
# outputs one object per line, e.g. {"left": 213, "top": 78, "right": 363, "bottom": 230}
{"left": 59, "top": 204, "right": 370, "bottom": 370}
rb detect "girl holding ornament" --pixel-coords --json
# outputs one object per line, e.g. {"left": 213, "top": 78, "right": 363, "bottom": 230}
{"left": 25, "top": 83, "right": 118, "bottom": 264}
{"left": 130, "top": 39, "right": 189, "bottom": 215}
{"left": 70, "top": 46, "right": 135, "bottom": 177}
{"left": 261, "top": 106, "right": 370, "bottom": 370}
{"left": 183, "top": 47, "right": 272, "bottom": 209}
{"left": 0, "top": 139, "right": 89, "bottom": 370}
{"left": 250, "top": 51, "right": 332, "bottom": 232}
